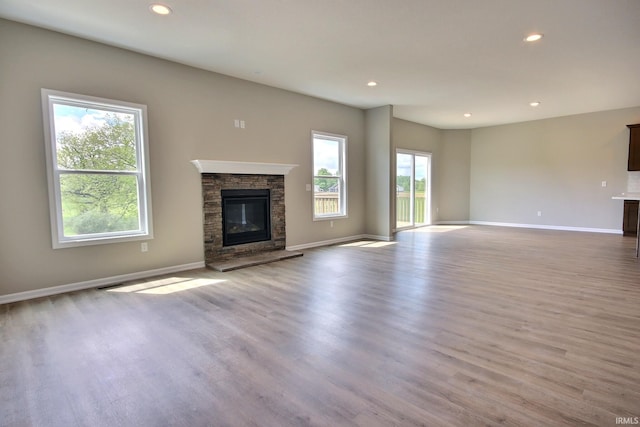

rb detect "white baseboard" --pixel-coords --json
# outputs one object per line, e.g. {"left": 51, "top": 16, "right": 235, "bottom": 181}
{"left": 469, "top": 221, "right": 622, "bottom": 235}
{"left": 434, "top": 221, "right": 471, "bottom": 225}
{"left": 0, "top": 261, "right": 205, "bottom": 305}
{"left": 287, "top": 233, "right": 391, "bottom": 251}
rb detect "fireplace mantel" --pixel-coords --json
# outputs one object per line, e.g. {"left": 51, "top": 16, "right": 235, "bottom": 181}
{"left": 191, "top": 160, "right": 298, "bottom": 175}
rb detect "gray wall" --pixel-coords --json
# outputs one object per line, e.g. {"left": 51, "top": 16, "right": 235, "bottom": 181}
{"left": 438, "top": 130, "right": 471, "bottom": 222}
{"left": 364, "top": 106, "right": 393, "bottom": 239}
{"left": 0, "top": 19, "right": 366, "bottom": 295}
{"left": 470, "top": 107, "right": 640, "bottom": 230}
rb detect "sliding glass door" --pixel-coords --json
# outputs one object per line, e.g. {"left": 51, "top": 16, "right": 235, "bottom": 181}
{"left": 396, "top": 150, "right": 431, "bottom": 230}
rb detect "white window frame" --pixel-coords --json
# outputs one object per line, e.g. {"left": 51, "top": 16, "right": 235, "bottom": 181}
{"left": 41, "top": 89, "right": 153, "bottom": 248}
{"left": 395, "top": 148, "right": 432, "bottom": 230}
{"left": 312, "top": 130, "right": 347, "bottom": 220}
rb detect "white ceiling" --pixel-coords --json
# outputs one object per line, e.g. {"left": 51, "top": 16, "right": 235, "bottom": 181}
{"left": 1, "top": 0, "right": 639, "bottom": 129}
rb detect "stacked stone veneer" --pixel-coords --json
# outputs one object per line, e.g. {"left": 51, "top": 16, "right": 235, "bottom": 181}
{"left": 202, "top": 173, "right": 285, "bottom": 264}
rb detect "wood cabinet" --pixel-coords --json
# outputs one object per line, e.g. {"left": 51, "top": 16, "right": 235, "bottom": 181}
{"left": 628, "top": 124, "right": 640, "bottom": 171}
{"left": 623, "top": 200, "right": 639, "bottom": 236}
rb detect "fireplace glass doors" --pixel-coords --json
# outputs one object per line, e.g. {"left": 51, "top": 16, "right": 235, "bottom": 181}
{"left": 221, "top": 189, "right": 271, "bottom": 246}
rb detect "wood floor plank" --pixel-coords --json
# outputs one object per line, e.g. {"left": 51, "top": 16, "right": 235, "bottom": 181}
{"left": 1, "top": 225, "right": 640, "bottom": 426}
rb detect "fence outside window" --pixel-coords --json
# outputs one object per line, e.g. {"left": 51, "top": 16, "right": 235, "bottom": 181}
{"left": 396, "top": 192, "right": 426, "bottom": 224}
{"left": 314, "top": 192, "right": 339, "bottom": 215}
{"left": 315, "top": 192, "right": 426, "bottom": 223}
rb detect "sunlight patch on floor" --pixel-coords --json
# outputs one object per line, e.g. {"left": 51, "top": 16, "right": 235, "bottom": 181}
{"left": 340, "top": 240, "right": 397, "bottom": 248}
{"left": 107, "top": 277, "right": 226, "bottom": 295}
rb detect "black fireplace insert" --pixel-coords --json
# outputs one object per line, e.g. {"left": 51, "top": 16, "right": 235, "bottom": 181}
{"left": 221, "top": 189, "right": 271, "bottom": 246}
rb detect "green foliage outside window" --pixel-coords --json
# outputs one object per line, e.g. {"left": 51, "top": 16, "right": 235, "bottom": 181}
{"left": 56, "top": 115, "right": 140, "bottom": 236}
{"left": 314, "top": 167, "right": 338, "bottom": 192}
{"left": 397, "top": 176, "right": 425, "bottom": 192}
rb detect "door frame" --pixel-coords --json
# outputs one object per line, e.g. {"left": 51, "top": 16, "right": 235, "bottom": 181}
{"left": 395, "top": 149, "right": 432, "bottom": 231}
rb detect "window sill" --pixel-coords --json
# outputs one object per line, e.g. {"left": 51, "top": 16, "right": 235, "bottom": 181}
{"left": 313, "top": 214, "right": 348, "bottom": 222}
{"left": 53, "top": 232, "right": 152, "bottom": 249}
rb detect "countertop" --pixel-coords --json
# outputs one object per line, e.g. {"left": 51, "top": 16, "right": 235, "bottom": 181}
{"left": 612, "top": 192, "right": 640, "bottom": 200}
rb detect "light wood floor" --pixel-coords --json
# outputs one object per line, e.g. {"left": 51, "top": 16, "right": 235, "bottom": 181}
{"left": 2, "top": 226, "right": 640, "bottom": 426}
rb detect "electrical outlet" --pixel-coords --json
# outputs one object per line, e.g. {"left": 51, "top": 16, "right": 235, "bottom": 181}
{"left": 537, "top": 211, "right": 542, "bottom": 217}
{"left": 330, "top": 221, "right": 334, "bottom": 228}
{"left": 141, "top": 242, "right": 148, "bottom": 252}
{"left": 234, "top": 119, "right": 240, "bottom": 128}
{"left": 305, "top": 184, "right": 311, "bottom": 191}
{"left": 601, "top": 181, "right": 607, "bottom": 187}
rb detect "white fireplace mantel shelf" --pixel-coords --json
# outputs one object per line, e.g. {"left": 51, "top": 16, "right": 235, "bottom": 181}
{"left": 191, "top": 159, "right": 298, "bottom": 176}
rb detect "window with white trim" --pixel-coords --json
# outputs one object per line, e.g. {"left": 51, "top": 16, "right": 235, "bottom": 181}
{"left": 41, "top": 89, "right": 153, "bottom": 248}
{"left": 312, "top": 131, "right": 347, "bottom": 219}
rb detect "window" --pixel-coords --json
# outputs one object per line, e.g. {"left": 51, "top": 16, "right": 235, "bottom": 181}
{"left": 41, "top": 89, "right": 153, "bottom": 248}
{"left": 312, "top": 131, "right": 347, "bottom": 219}
{"left": 396, "top": 150, "right": 431, "bottom": 230}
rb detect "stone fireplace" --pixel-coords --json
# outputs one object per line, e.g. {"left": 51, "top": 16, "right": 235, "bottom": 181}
{"left": 192, "top": 160, "right": 298, "bottom": 268}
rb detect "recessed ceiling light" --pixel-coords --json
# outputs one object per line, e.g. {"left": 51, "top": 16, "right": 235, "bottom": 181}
{"left": 367, "top": 81, "right": 378, "bottom": 87}
{"left": 463, "top": 113, "right": 472, "bottom": 118}
{"left": 530, "top": 101, "right": 541, "bottom": 107}
{"left": 524, "top": 33, "right": 543, "bottom": 42}
{"left": 150, "top": 3, "right": 172, "bottom": 15}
